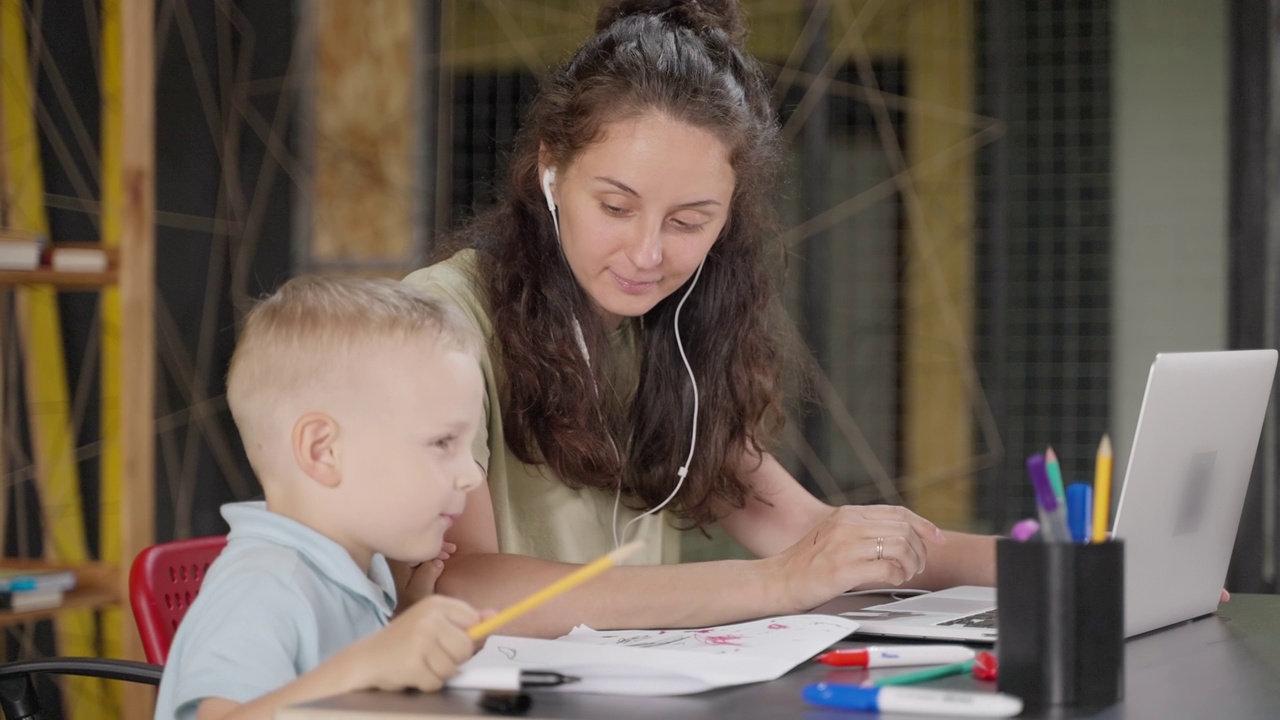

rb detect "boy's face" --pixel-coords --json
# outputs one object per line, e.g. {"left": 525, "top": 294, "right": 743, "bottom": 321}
{"left": 335, "top": 338, "right": 485, "bottom": 568}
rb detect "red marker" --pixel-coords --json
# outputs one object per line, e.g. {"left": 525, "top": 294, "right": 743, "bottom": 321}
{"left": 816, "top": 645, "right": 976, "bottom": 668}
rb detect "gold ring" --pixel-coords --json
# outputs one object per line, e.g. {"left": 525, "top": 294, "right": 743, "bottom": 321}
{"left": 875, "top": 536, "right": 884, "bottom": 561}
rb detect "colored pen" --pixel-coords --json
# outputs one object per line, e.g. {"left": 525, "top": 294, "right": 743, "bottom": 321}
{"left": 1009, "top": 518, "right": 1040, "bottom": 542}
{"left": 803, "top": 683, "right": 1024, "bottom": 718}
{"left": 1026, "top": 454, "right": 1069, "bottom": 542}
{"left": 1045, "top": 446, "right": 1067, "bottom": 504}
{"left": 1093, "top": 434, "right": 1113, "bottom": 543}
{"left": 816, "top": 645, "right": 975, "bottom": 668}
{"left": 447, "top": 667, "right": 581, "bottom": 691}
{"left": 863, "top": 659, "right": 975, "bottom": 687}
{"left": 1066, "top": 482, "right": 1093, "bottom": 543}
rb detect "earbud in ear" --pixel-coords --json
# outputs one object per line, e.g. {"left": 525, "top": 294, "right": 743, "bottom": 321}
{"left": 541, "top": 167, "right": 558, "bottom": 215}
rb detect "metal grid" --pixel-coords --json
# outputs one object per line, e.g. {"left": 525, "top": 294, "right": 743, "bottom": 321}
{"left": 974, "top": 0, "right": 1113, "bottom": 530}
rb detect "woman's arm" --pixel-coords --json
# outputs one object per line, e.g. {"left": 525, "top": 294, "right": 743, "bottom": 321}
{"left": 436, "top": 478, "right": 779, "bottom": 637}
{"left": 719, "top": 454, "right": 996, "bottom": 590}
{"left": 436, "top": 458, "right": 945, "bottom": 637}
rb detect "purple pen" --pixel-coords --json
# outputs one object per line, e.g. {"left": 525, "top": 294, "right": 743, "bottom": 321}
{"left": 1010, "top": 518, "right": 1040, "bottom": 542}
{"left": 1025, "top": 454, "right": 1068, "bottom": 542}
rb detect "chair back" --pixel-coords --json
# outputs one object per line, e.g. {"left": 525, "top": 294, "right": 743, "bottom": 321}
{"left": 129, "top": 535, "right": 227, "bottom": 664}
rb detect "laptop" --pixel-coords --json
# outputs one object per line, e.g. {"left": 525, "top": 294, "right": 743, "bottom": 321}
{"left": 815, "top": 349, "right": 1278, "bottom": 643}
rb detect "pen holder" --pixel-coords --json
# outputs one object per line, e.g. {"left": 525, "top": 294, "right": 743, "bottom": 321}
{"left": 995, "top": 538, "right": 1124, "bottom": 709}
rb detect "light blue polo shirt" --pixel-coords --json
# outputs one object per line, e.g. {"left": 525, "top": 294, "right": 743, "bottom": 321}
{"left": 154, "top": 501, "right": 397, "bottom": 720}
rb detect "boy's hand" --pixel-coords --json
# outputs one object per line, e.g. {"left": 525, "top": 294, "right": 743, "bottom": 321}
{"left": 349, "top": 595, "right": 480, "bottom": 692}
{"left": 402, "top": 542, "right": 456, "bottom": 606}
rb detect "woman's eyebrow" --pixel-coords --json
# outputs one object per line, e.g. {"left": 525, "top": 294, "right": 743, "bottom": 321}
{"left": 594, "top": 176, "right": 722, "bottom": 209}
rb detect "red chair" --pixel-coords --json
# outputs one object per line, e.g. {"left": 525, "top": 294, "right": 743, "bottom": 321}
{"left": 0, "top": 536, "right": 227, "bottom": 719}
{"left": 128, "top": 535, "right": 227, "bottom": 665}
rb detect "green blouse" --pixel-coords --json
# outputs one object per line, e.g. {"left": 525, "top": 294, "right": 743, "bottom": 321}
{"left": 404, "top": 249, "right": 681, "bottom": 566}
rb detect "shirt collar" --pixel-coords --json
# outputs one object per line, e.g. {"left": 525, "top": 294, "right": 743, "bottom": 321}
{"left": 221, "top": 501, "right": 397, "bottom": 620}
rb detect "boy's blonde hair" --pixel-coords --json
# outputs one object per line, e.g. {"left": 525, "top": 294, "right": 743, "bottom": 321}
{"left": 226, "top": 276, "right": 481, "bottom": 474}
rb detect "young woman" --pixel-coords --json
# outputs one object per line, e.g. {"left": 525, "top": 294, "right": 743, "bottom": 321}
{"left": 404, "top": 0, "right": 995, "bottom": 637}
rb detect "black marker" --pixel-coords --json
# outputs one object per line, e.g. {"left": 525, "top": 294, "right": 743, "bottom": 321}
{"left": 449, "top": 666, "right": 580, "bottom": 691}
{"left": 518, "top": 671, "right": 580, "bottom": 687}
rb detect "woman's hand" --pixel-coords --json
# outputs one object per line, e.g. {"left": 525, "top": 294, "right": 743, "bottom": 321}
{"left": 764, "top": 505, "right": 947, "bottom": 613}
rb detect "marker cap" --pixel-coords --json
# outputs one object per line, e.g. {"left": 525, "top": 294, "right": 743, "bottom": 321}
{"left": 802, "top": 683, "right": 878, "bottom": 711}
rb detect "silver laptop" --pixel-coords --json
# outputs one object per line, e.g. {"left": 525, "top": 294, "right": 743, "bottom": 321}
{"left": 818, "top": 350, "right": 1277, "bottom": 643}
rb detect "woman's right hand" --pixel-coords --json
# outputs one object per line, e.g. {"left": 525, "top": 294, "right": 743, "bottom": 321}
{"left": 766, "top": 504, "right": 947, "bottom": 613}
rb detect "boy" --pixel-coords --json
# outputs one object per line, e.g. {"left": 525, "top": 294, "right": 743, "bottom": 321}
{"left": 155, "top": 276, "right": 487, "bottom": 720}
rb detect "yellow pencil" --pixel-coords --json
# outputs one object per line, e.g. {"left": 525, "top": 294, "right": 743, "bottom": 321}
{"left": 467, "top": 540, "right": 646, "bottom": 640}
{"left": 1092, "top": 434, "right": 1112, "bottom": 543}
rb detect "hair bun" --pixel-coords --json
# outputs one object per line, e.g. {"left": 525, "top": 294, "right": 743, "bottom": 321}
{"left": 596, "top": 0, "right": 746, "bottom": 47}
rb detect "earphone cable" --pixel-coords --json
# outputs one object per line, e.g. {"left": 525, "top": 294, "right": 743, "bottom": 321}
{"left": 616, "top": 257, "right": 704, "bottom": 548}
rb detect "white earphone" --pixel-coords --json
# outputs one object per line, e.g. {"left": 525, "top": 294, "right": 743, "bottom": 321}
{"left": 542, "top": 166, "right": 561, "bottom": 239}
{"left": 538, "top": 163, "right": 702, "bottom": 550}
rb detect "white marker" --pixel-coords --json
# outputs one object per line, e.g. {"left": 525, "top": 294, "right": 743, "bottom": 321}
{"left": 803, "top": 683, "right": 1024, "bottom": 718}
{"left": 816, "top": 645, "right": 977, "bottom": 668}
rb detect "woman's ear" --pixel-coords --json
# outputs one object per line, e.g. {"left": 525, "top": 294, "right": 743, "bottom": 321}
{"left": 293, "top": 412, "right": 342, "bottom": 488}
{"left": 537, "top": 141, "right": 552, "bottom": 173}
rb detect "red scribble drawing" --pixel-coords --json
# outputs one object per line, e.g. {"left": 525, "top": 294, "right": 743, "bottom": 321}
{"left": 767, "top": 623, "right": 788, "bottom": 630}
{"left": 696, "top": 634, "right": 745, "bottom": 647}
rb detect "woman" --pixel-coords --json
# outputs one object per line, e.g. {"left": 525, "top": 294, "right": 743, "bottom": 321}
{"left": 404, "top": 0, "right": 995, "bottom": 637}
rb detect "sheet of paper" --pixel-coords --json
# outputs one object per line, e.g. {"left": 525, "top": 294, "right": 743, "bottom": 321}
{"left": 452, "top": 614, "right": 858, "bottom": 696}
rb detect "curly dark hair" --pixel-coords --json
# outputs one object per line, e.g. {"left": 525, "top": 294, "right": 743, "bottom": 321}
{"left": 436, "top": 0, "right": 794, "bottom": 528}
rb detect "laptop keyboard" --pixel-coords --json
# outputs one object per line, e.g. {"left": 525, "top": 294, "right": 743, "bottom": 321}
{"left": 939, "top": 609, "right": 998, "bottom": 628}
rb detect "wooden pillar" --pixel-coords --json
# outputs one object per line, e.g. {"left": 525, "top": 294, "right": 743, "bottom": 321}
{"left": 116, "top": 0, "right": 155, "bottom": 715}
{"left": 306, "top": 0, "right": 419, "bottom": 271}
{"left": 902, "top": 0, "right": 976, "bottom": 529}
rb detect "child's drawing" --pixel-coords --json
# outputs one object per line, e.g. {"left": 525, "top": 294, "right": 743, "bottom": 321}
{"left": 560, "top": 615, "right": 852, "bottom": 656}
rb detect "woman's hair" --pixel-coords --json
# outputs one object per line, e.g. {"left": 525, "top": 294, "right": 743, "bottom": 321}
{"left": 438, "top": 0, "right": 793, "bottom": 528}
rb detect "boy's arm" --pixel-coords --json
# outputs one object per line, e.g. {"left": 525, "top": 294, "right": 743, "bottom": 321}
{"left": 193, "top": 596, "right": 480, "bottom": 720}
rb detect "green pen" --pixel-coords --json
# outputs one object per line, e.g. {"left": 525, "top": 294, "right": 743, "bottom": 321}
{"left": 1045, "top": 447, "right": 1067, "bottom": 504}
{"left": 863, "top": 659, "right": 977, "bottom": 687}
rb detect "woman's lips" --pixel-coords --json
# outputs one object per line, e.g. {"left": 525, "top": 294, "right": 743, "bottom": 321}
{"left": 610, "top": 270, "right": 658, "bottom": 295}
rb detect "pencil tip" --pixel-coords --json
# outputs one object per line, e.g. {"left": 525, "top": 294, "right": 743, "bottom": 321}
{"left": 1045, "top": 447, "right": 1057, "bottom": 462}
{"left": 1099, "top": 434, "right": 1112, "bottom": 454}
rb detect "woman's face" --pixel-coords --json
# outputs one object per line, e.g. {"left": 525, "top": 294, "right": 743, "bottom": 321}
{"left": 546, "top": 114, "right": 735, "bottom": 330}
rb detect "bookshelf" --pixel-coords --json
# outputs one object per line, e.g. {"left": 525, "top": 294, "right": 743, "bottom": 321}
{"left": 0, "top": 270, "right": 118, "bottom": 289}
{"left": 0, "top": 0, "right": 154, "bottom": 717}
{"left": 0, "top": 561, "right": 115, "bottom": 629}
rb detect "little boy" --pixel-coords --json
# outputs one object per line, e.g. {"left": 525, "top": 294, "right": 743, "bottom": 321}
{"left": 155, "top": 276, "right": 487, "bottom": 720}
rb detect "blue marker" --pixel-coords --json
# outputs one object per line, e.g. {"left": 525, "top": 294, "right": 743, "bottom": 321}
{"left": 802, "top": 683, "right": 1023, "bottom": 717}
{"left": 1066, "top": 482, "right": 1093, "bottom": 543}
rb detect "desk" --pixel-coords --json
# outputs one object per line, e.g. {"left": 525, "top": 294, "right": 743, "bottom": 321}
{"left": 279, "top": 594, "right": 1280, "bottom": 719}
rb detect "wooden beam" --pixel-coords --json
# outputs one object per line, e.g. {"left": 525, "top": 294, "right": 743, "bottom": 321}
{"left": 902, "top": 0, "right": 976, "bottom": 529}
{"left": 111, "top": 0, "right": 155, "bottom": 716}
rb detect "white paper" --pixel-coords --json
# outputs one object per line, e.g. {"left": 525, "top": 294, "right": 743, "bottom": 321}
{"left": 455, "top": 614, "right": 858, "bottom": 696}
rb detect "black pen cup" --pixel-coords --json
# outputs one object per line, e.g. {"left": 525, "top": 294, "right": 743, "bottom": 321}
{"left": 995, "top": 538, "right": 1124, "bottom": 709}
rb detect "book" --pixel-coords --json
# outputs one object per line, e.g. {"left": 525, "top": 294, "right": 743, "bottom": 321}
{"left": 0, "top": 588, "right": 64, "bottom": 611}
{"left": 0, "top": 229, "right": 42, "bottom": 270}
{"left": 43, "top": 242, "right": 114, "bottom": 273}
{"left": 0, "top": 567, "right": 77, "bottom": 593}
{"left": 451, "top": 614, "right": 860, "bottom": 696}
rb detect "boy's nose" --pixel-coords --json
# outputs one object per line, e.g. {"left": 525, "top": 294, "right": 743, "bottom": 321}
{"left": 457, "top": 460, "right": 485, "bottom": 492}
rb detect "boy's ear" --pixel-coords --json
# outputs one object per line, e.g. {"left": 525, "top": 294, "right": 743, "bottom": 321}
{"left": 293, "top": 412, "right": 342, "bottom": 488}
